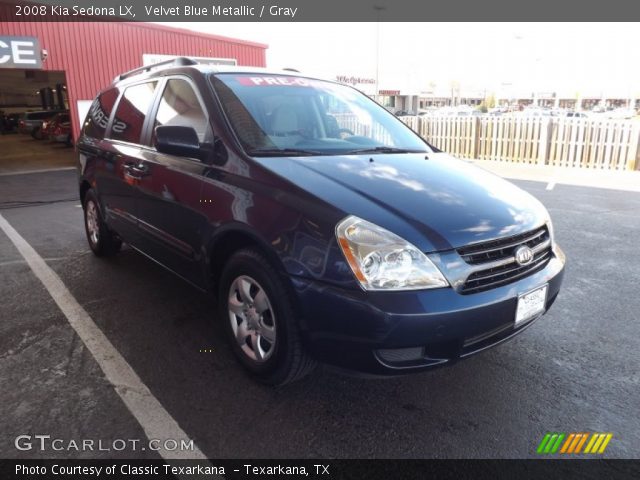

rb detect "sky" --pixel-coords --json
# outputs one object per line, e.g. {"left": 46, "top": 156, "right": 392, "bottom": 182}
{"left": 160, "top": 22, "right": 640, "bottom": 99}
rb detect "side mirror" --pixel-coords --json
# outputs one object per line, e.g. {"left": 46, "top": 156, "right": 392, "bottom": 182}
{"left": 212, "top": 137, "right": 228, "bottom": 166}
{"left": 155, "top": 125, "right": 201, "bottom": 159}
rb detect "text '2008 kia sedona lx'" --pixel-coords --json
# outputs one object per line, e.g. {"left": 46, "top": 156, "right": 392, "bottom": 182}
{"left": 77, "top": 58, "right": 565, "bottom": 385}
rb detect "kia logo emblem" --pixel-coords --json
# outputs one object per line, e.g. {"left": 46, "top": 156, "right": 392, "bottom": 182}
{"left": 514, "top": 246, "right": 534, "bottom": 266}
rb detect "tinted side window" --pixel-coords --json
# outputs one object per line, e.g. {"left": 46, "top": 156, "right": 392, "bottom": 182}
{"left": 152, "top": 79, "right": 211, "bottom": 145}
{"left": 110, "top": 82, "right": 158, "bottom": 144}
{"left": 82, "top": 89, "right": 119, "bottom": 140}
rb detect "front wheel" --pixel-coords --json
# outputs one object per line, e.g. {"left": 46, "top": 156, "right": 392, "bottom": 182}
{"left": 219, "top": 248, "right": 316, "bottom": 385}
{"left": 83, "top": 189, "right": 121, "bottom": 257}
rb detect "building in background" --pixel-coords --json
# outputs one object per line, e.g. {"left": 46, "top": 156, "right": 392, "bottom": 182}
{"left": 0, "top": 22, "right": 266, "bottom": 139}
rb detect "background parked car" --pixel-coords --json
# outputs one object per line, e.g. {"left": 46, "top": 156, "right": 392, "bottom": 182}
{"left": 488, "top": 106, "right": 508, "bottom": 116}
{"left": 418, "top": 107, "right": 438, "bottom": 116}
{"left": 606, "top": 107, "right": 636, "bottom": 120}
{"left": 51, "top": 119, "right": 72, "bottom": 146}
{"left": 17, "top": 110, "right": 65, "bottom": 139}
{"left": 519, "top": 107, "right": 554, "bottom": 117}
{"left": 1, "top": 112, "right": 21, "bottom": 134}
{"left": 41, "top": 112, "right": 70, "bottom": 141}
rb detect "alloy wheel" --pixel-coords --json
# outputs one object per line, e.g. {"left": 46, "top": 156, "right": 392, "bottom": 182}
{"left": 228, "top": 275, "right": 277, "bottom": 363}
{"left": 85, "top": 200, "right": 100, "bottom": 246}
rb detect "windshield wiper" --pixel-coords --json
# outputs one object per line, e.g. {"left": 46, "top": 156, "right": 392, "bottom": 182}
{"left": 248, "top": 148, "right": 323, "bottom": 157}
{"left": 343, "top": 146, "right": 426, "bottom": 155}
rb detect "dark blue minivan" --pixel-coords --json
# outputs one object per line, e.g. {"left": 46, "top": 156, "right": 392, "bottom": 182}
{"left": 77, "top": 58, "right": 565, "bottom": 384}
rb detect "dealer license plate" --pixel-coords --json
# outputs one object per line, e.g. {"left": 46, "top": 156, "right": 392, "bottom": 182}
{"left": 515, "top": 284, "right": 548, "bottom": 326}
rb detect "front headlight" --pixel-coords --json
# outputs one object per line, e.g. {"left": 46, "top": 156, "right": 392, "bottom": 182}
{"left": 336, "top": 215, "right": 449, "bottom": 291}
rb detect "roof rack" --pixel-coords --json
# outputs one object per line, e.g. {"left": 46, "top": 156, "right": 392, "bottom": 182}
{"left": 114, "top": 57, "right": 198, "bottom": 82}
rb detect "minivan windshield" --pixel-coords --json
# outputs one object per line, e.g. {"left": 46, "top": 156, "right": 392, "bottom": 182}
{"left": 210, "top": 73, "right": 430, "bottom": 156}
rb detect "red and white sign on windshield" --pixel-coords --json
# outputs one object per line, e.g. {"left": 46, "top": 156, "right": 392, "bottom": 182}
{"left": 236, "top": 76, "right": 321, "bottom": 87}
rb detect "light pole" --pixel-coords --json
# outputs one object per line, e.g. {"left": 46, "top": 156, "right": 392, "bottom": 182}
{"left": 374, "top": 5, "right": 385, "bottom": 101}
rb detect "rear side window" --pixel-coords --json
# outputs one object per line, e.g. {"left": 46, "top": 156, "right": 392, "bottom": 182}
{"left": 152, "top": 78, "right": 211, "bottom": 145}
{"left": 110, "top": 81, "right": 158, "bottom": 144}
{"left": 82, "top": 89, "right": 119, "bottom": 140}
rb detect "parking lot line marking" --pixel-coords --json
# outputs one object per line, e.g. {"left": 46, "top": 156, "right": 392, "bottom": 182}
{"left": 546, "top": 181, "right": 556, "bottom": 190}
{"left": 0, "top": 213, "right": 207, "bottom": 461}
{"left": 0, "top": 167, "right": 76, "bottom": 177}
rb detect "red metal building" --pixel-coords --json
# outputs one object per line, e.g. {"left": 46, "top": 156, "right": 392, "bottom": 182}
{"left": 0, "top": 21, "right": 267, "bottom": 138}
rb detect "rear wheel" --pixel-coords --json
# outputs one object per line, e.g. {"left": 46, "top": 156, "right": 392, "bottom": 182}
{"left": 219, "top": 248, "right": 316, "bottom": 385}
{"left": 83, "top": 189, "right": 121, "bottom": 257}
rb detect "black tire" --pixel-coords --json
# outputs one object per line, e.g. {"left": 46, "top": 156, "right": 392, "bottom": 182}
{"left": 83, "top": 189, "right": 122, "bottom": 257}
{"left": 219, "top": 248, "right": 316, "bottom": 385}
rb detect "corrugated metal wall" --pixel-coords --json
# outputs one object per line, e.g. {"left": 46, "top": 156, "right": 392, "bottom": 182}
{"left": 0, "top": 21, "right": 267, "bottom": 138}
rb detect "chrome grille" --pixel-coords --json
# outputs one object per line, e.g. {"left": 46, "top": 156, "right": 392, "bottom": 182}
{"left": 458, "top": 226, "right": 552, "bottom": 294}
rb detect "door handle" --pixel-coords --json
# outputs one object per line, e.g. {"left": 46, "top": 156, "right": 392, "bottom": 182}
{"left": 124, "top": 163, "right": 149, "bottom": 179}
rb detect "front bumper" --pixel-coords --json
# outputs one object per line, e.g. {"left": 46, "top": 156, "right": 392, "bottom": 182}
{"left": 293, "top": 245, "right": 565, "bottom": 375}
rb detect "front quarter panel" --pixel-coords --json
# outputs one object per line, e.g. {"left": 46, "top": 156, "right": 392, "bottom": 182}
{"left": 76, "top": 136, "right": 100, "bottom": 197}
{"left": 198, "top": 151, "right": 359, "bottom": 289}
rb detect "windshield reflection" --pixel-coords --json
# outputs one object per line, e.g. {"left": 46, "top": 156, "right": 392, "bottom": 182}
{"left": 210, "top": 73, "right": 429, "bottom": 156}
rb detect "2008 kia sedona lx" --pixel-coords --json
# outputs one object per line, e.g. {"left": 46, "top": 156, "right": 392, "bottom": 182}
{"left": 77, "top": 58, "right": 565, "bottom": 385}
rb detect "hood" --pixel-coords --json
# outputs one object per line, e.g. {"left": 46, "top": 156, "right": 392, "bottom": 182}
{"left": 255, "top": 153, "right": 549, "bottom": 252}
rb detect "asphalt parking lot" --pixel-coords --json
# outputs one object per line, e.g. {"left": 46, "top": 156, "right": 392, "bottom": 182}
{"left": 1, "top": 141, "right": 639, "bottom": 460}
